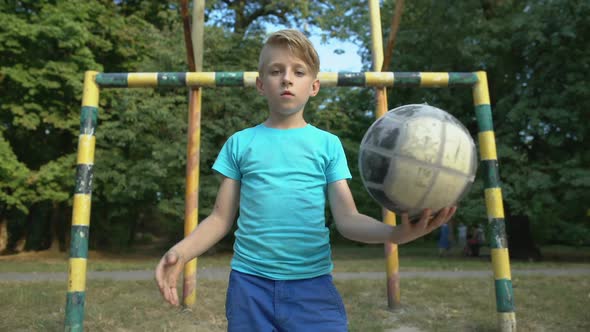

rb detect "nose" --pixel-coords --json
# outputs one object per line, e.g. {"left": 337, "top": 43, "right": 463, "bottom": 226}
{"left": 281, "top": 71, "right": 293, "bottom": 86}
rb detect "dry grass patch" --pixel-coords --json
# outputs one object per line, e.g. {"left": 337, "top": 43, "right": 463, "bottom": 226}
{"left": 1, "top": 275, "right": 589, "bottom": 331}
{"left": 1, "top": 244, "right": 588, "bottom": 274}
{"left": 0, "top": 279, "right": 228, "bottom": 332}
{"left": 339, "top": 275, "right": 590, "bottom": 331}
{"left": 0, "top": 250, "right": 233, "bottom": 273}
{"left": 331, "top": 244, "right": 590, "bottom": 272}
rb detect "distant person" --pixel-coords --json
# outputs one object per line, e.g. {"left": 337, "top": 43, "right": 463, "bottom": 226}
{"left": 438, "top": 223, "right": 451, "bottom": 257}
{"left": 154, "top": 29, "right": 457, "bottom": 331}
{"left": 457, "top": 222, "right": 467, "bottom": 251}
{"left": 466, "top": 226, "right": 480, "bottom": 257}
{"left": 477, "top": 223, "right": 487, "bottom": 247}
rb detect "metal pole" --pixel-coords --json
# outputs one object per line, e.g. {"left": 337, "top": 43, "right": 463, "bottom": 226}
{"left": 369, "top": 0, "right": 401, "bottom": 309}
{"left": 181, "top": 0, "right": 205, "bottom": 308}
{"left": 382, "top": 0, "right": 405, "bottom": 72}
{"left": 64, "top": 70, "right": 100, "bottom": 331}
{"left": 473, "top": 71, "right": 517, "bottom": 331}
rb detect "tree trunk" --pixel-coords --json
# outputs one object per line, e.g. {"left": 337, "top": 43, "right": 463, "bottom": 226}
{"left": 14, "top": 233, "right": 26, "bottom": 252}
{"left": 2, "top": 208, "right": 27, "bottom": 254}
{"left": 0, "top": 218, "right": 7, "bottom": 252}
{"left": 127, "top": 212, "right": 139, "bottom": 247}
{"left": 481, "top": 0, "right": 506, "bottom": 19}
{"left": 234, "top": 0, "right": 247, "bottom": 34}
{"left": 24, "top": 202, "right": 50, "bottom": 251}
{"left": 506, "top": 215, "right": 542, "bottom": 261}
{"left": 49, "top": 202, "right": 67, "bottom": 252}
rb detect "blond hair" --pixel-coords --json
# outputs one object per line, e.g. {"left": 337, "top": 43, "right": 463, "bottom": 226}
{"left": 258, "top": 29, "right": 320, "bottom": 77}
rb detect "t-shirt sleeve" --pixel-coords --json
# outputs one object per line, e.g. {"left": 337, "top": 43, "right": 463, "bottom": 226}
{"left": 325, "top": 136, "right": 352, "bottom": 183}
{"left": 212, "top": 134, "right": 242, "bottom": 180}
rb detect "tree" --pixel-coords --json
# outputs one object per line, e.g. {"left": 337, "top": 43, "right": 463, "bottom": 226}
{"left": 2, "top": 0, "right": 587, "bottom": 252}
{"left": 207, "top": 0, "right": 312, "bottom": 34}
{"left": 311, "top": 0, "right": 590, "bottom": 245}
{"left": 0, "top": 0, "right": 153, "bottom": 251}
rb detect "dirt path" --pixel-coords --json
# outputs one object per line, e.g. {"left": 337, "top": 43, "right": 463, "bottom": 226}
{"left": 1, "top": 267, "right": 589, "bottom": 282}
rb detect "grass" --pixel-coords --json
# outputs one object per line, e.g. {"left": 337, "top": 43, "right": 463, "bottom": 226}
{"left": 341, "top": 275, "right": 590, "bottom": 331}
{"left": 332, "top": 243, "right": 590, "bottom": 272}
{"left": 1, "top": 243, "right": 588, "bottom": 274}
{"left": 1, "top": 244, "right": 589, "bottom": 330}
{"left": 1, "top": 275, "right": 588, "bottom": 331}
{"left": 0, "top": 279, "right": 227, "bottom": 332}
{"left": 0, "top": 250, "right": 233, "bottom": 273}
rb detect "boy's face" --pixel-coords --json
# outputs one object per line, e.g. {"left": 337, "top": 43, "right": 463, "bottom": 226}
{"left": 256, "top": 45, "right": 320, "bottom": 116}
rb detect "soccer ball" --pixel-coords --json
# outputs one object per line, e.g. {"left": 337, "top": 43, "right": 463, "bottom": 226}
{"left": 358, "top": 104, "right": 477, "bottom": 220}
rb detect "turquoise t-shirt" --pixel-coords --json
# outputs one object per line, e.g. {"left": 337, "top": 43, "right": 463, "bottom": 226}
{"left": 212, "top": 123, "right": 352, "bottom": 280}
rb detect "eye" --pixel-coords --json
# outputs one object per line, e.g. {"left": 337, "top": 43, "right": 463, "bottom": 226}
{"left": 270, "top": 69, "right": 280, "bottom": 75}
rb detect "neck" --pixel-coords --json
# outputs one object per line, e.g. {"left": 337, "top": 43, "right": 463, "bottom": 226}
{"left": 264, "top": 112, "right": 307, "bottom": 129}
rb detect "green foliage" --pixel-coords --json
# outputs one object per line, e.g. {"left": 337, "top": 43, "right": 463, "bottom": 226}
{"left": 476, "top": 0, "right": 590, "bottom": 243}
{"left": 313, "top": 0, "right": 590, "bottom": 244}
{"left": 87, "top": 20, "right": 269, "bottom": 247}
{"left": 207, "top": 0, "right": 314, "bottom": 34}
{"left": 1, "top": 0, "right": 588, "bottom": 250}
{"left": 0, "top": 132, "right": 31, "bottom": 213}
{"left": 0, "top": 0, "right": 159, "bottom": 249}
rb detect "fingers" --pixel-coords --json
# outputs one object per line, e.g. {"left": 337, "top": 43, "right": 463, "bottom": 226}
{"left": 394, "top": 207, "right": 459, "bottom": 244}
{"left": 447, "top": 206, "right": 457, "bottom": 220}
{"left": 400, "top": 212, "right": 410, "bottom": 226}
{"left": 155, "top": 258, "right": 168, "bottom": 296}
{"left": 416, "top": 208, "right": 432, "bottom": 228}
{"left": 170, "top": 284, "right": 179, "bottom": 306}
{"left": 429, "top": 207, "right": 450, "bottom": 227}
{"left": 163, "top": 278, "right": 179, "bottom": 306}
{"left": 155, "top": 251, "right": 182, "bottom": 307}
{"left": 439, "top": 206, "right": 456, "bottom": 222}
{"left": 415, "top": 206, "right": 457, "bottom": 230}
{"left": 429, "top": 206, "right": 457, "bottom": 228}
{"left": 165, "top": 280, "right": 179, "bottom": 306}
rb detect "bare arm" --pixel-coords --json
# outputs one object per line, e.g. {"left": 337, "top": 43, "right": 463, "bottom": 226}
{"left": 328, "top": 180, "right": 456, "bottom": 245}
{"left": 168, "top": 176, "right": 240, "bottom": 261}
{"left": 155, "top": 176, "right": 240, "bottom": 306}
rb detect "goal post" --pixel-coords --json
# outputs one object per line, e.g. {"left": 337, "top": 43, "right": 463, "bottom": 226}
{"left": 65, "top": 70, "right": 515, "bottom": 332}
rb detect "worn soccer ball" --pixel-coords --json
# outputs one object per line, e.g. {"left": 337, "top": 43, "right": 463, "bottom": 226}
{"left": 359, "top": 104, "right": 478, "bottom": 220}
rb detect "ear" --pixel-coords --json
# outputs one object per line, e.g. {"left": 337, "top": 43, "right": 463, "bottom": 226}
{"left": 309, "top": 78, "right": 320, "bottom": 97}
{"left": 256, "top": 76, "right": 264, "bottom": 95}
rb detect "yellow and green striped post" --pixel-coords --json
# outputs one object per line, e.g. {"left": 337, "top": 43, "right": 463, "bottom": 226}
{"left": 70, "top": 69, "right": 515, "bottom": 331}
{"left": 65, "top": 70, "right": 99, "bottom": 332}
{"left": 473, "top": 71, "right": 517, "bottom": 332}
{"left": 93, "top": 71, "right": 481, "bottom": 89}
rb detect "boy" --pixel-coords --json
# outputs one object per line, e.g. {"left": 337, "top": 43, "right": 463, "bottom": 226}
{"left": 155, "top": 29, "right": 456, "bottom": 331}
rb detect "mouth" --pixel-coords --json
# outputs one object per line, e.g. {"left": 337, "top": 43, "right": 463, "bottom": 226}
{"left": 281, "top": 91, "right": 294, "bottom": 97}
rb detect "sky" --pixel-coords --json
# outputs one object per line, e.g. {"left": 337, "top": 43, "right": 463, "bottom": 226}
{"left": 204, "top": 11, "right": 365, "bottom": 72}
{"left": 263, "top": 22, "right": 364, "bottom": 72}
{"left": 308, "top": 36, "right": 363, "bottom": 72}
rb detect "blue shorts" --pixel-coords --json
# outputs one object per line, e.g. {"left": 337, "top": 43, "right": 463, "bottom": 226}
{"left": 225, "top": 269, "right": 348, "bottom": 332}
